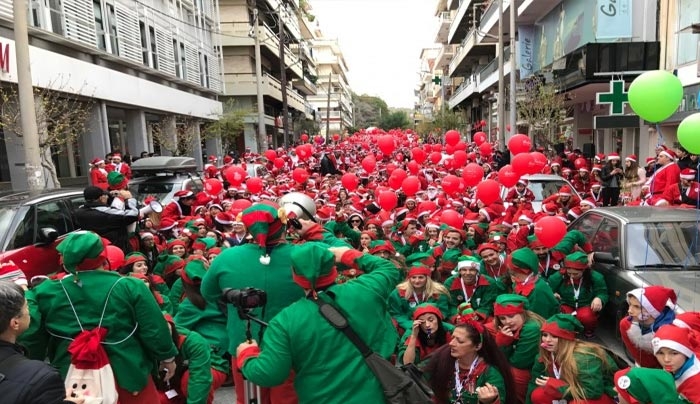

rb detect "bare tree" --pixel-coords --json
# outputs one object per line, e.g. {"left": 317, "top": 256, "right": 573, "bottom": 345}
{"left": 151, "top": 115, "right": 202, "bottom": 156}
{"left": 517, "top": 75, "right": 570, "bottom": 149}
{"left": 0, "top": 79, "right": 94, "bottom": 188}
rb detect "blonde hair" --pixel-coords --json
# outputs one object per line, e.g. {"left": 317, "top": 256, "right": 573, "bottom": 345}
{"left": 397, "top": 276, "right": 449, "bottom": 301}
{"left": 538, "top": 339, "right": 612, "bottom": 401}
{"left": 493, "top": 310, "right": 545, "bottom": 329}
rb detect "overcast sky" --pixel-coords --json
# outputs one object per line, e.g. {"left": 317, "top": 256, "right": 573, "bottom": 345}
{"left": 309, "top": 0, "right": 438, "bottom": 109}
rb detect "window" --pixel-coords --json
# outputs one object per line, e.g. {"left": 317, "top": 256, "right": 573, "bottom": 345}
{"left": 49, "top": 0, "right": 64, "bottom": 35}
{"left": 677, "top": 0, "right": 700, "bottom": 65}
{"left": 173, "top": 39, "right": 181, "bottom": 78}
{"left": 107, "top": 3, "right": 119, "bottom": 56}
{"left": 180, "top": 42, "right": 187, "bottom": 80}
{"left": 149, "top": 26, "right": 158, "bottom": 69}
{"left": 94, "top": 0, "right": 106, "bottom": 50}
{"left": 36, "top": 201, "right": 70, "bottom": 237}
{"left": 199, "top": 52, "right": 210, "bottom": 87}
{"left": 139, "top": 21, "right": 149, "bottom": 66}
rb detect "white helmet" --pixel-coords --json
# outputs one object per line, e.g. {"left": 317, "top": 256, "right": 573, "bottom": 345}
{"left": 278, "top": 192, "right": 316, "bottom": 221}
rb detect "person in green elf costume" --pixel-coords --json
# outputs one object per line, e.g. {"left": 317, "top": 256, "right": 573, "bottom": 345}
{"left": 174, "top": 259, "right": 230, "bottom": 383}
{"left": 388, "top": 265, "right": 450, "bottom": 333}
{"left": 21, "top": 231, "right": 178, "bottom": 404}
{"left": 505, "top": 247, "right": 560, "bottom": 319}
{"left": 526, "top": 314, "right": 619, "bottom": 404}
{"left": 431, "top": 227, "right": 474, "bottom": 283}
{"left": 547, "top": 251, "right": 608, "bottom": 338}
{"left": 200, "top": 201, "right": 303, "bottom": 404}
{"left": 398, "top": 303, "right": 454, "bottom": 366}
{"left": 444, "top": 255, "right": 502, "bottom": 323}
{"left": 236, "top": 242, "right": 400, "bottom": 404}
{"left": 493, "top": 294, "right": 544, "bottom": 404}
{"left": 614, "top": 367, "right": 690, "bottom": 404}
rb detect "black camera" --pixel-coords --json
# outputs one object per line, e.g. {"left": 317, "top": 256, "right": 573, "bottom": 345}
{"left": 222, "top": 287, "right": 267, "bottom": 310}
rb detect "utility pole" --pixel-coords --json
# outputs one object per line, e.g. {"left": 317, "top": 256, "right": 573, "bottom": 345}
{"left": 13, "top": 0, "right": 44, "bottom": 191}
{"left": 252, "top": 6, "right": 267, "bottom": 152}
{"left": 278, "top": 4, "right": 290, "bottom": 148}
{"left": 509, "top": 0, "right": 517, "bottom": 141}
{"left": 496, "top": 0, "right": 506, "bottom": 152}
{"left": 325, "top": 73, "right": 332, "bottom": 141}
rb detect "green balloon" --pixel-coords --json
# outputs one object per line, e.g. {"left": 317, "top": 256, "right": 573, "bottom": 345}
{"left": 628, "top": 70, "right": 683, "bottom": 123}
{"left": 678, "top": 113, "right": 700, "bottom": 154}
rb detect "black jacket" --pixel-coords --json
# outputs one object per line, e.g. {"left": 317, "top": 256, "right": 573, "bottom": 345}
{"left": 74, "top": 199, "right": 139, "bottom": 252}
{"left": 0, "top": 340, "right": 69, "bottom": 404}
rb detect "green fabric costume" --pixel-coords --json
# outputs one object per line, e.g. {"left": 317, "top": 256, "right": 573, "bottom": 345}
{"left": 168, "top": 278, "right": 184, "bottom": 315}
{"left": 547, "top": 269, "right": 609, "bottom": 309}
{"left": 239, "top": 251, "right": 400, "bottom": 403}
{"left": 174, "top": 298, "right": 230, "bottom": 374}
{"left": 444, "top": 273, "right": 501, "bottom": 320}
{"left": 388, "top": 288, "right": 450, "bottom": 332}
{"left": 427, "top": 364, "right": 507, "bottom": 404}
{"left": 499, "top": 318, "right": 541, "bottom": 370}
{"left": 175, "top": 327, "right": 213, "bottom": 404}
{"left": 22, "top": 271, "right": 178, "bottom": 392}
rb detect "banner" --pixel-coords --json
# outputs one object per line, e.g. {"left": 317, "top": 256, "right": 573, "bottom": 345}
{"left": 596, "top": 0, "right": 632, "bottom": 39}
{"left": 517, "top": 25, "right": 535, "bottom": 79}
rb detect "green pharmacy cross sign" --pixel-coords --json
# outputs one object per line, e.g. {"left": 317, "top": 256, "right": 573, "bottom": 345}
{"left": 596, "top": 80, "right": 629, "bottom": 115}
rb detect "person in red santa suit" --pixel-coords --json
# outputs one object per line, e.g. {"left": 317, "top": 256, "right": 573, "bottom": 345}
{"left": 505, "top": 179, "right": 536, "bottom": 206}
{"left": 106, "top": 152, "right": 132, "bottom": 179}
{"left": 161, "top": 190, "right": 197, "bottom": 224}
{"left": 572, "top": 167, "right": 593, "bottom": 195}
{"left": 89, "top": 157, "right": 109, "bottom": 190}
{"left": 542, "top": 185, "right": 581, "bottom": 214}
{"left": 652, "top": 324, "right": 700, "bottom": 403}
{"left": 678, "top": 168, "right": 700, "bottom": 207}
{"left": 647, "top": 147, "right": 681, "bottom": 197}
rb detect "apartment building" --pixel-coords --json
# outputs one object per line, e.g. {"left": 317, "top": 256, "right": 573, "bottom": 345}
{"left": 307, "top": 33, "right": 353, "bottom": 138}
{"left": 424, "top": 0, "right": 665, "bottom": 159}
{"left": 219, "top": 0, "right": 318, "bottom": 151}
{"left": 415, "top": 47, "right": 440, "bottom": 124}
{"left": 0, "top": 0, "right": 223, "bottom": 190}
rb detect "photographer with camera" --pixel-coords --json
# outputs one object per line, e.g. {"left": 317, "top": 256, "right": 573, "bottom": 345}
{"left": 74, "top": 185, "right": 139, "bottom": 253}
{"left": 200, "top": 201, "right": 304, "bottom": 404}
{"left": 235, "top": 242, "right": 401, "bottom": 404}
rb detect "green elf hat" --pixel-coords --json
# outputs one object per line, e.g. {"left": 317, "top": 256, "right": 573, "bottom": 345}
{"left": 199, "top": 237, "right": 217, "bottom": 250}
{"left": 412, "top": 303, "right": 443, "bottom": 320}
{"left": 57, "top": 231, "right": 108, "bottom": 274}
{"left": 493, "top": 294, "right": 529, "bottom": 316}
{"left": 241, "top": 201, "right": 287, "bottom": 265}
{"left": 153, "top": 254, "right": 185, "bottom": 277}
{"left": 405, "top": 251, "right": 435, "bottom": 267}
{"left": 123, "top": 252, "right": 147, "bottom": 267}
{"left": 369, "top": 240, "right": 396, "bottom": 256}
{"left": 506, "top": 247, "right": 539, "bottom": 275}
{"left": 541, "top": 314, "right": 583, "bottom": 340}
{"left": 181, "top": 259, "right": 207, "bottom": 286}
{"left": 107, "top": 171, "right": 127, "bottom": 190}
{"left": 614, "top": 367, "right": 681, "bottom": 404}
{"left": 563, "top": 251, "right": 589, "bottom": 270}
{"left": 527, "top": 235, "right": 546, "bottom": 249}
{"left": 290, "top": 243, "right": 337, "bottom": 290}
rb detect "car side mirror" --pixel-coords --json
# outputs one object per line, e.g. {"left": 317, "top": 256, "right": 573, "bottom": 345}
{"left": 35, "top": 227, "right": 59, "bottom": 246}
{"left": 593, "top": 251, "right": 619, "bottom": 266}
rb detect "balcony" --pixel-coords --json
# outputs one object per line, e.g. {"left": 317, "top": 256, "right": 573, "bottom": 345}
{"left": 448, "top": 75, "right": 479, "bottom": 109}
{"left": 449, "top": 28, "right": 495, "bottom": 76}
{"left": 447, "top": 46, "right": 512, "bottom": 108}
{"left": 218, "top": 21, "right": 255, "bottom": 47}
{"left": 435, "top": 11, "right": 454, "bottom": 43}
{"left": 259, "top": 24, "right": 303, "bottom": 79}
{"left": 223, "top": 72, "right": 305, "bottom": 111}
{"left": 435, "top": 44, "right": 455, "bottom": 70}
{"left": 446, "top": 0, "right": 462, "bottom": 11}
{"left": 448, "top": 0, "right": 475, "bottom": 44}
{"left": 518, "top": 0, "right": 562, "bottom": 24}
{"left": 478, "top": 0, "right": 513, "bottom": 43}
{"left": 292, "top": 75, "right": 318, "bottom": 95}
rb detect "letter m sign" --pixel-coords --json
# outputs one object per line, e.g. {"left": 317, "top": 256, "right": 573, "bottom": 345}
{"left": 0, "top": 42, "right": 9, "bottom": 73}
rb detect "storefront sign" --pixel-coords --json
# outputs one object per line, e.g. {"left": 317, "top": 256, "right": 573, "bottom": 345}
{"left": 596, "top": 0, "right": 632, "bottom": 39}
{"left": 517, "top": 26, "right": 535, "bottom": 79}
{"left": 0, "top": 42, "right": 9, "bottom": 73}
{"left": 596, "top": 80, "right": 629, "bottom": 115}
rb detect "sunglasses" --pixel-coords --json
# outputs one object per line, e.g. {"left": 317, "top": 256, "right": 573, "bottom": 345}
{"left": 350, "top": 219, "right": 362, "bottom": 223}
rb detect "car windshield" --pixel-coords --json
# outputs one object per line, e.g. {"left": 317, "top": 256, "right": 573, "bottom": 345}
{"left": 129, "top": 183, "right": 175, "bottom": 203}
{"left": 0, "top": 206, "right": 16, "bottom": 239}
{"left": 627, "top": 222, "right": 700, "bottom": 268}
{"left": 529, "top": 180, "right": 570, "bottom": 201}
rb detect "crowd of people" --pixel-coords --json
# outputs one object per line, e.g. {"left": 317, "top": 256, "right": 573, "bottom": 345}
{"left": 0, "top": 128, "right": 698, "bottom": 404}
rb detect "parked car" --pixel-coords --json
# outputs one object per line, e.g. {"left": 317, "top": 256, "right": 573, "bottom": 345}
{"left": 0, "top": 188, "right": 85, "bottom": 280}
{"left": 501, "top": 173, "right": 581, "bottom": 212}
{"left": 128, "top": 156, "right": 204, "bottom": 205}
{"left": 568, "top": 207, "right": 700, "bottom": 331}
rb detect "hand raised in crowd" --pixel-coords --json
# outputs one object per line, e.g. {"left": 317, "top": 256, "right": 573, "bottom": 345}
{"left": 411, "top": 319, "right": 423, "bottom": 337}
{"left": 237, "top": 339, "right": 259, "bottom": 356}
{"left": 328, "top": 247, "right": 351, "bottom": 262}
{"left": 475, "top": 383, "right": 499, "bottom": 403}
{"left": 499, "top": 325, "right": 514, "bottom": 337}
{"left": 535, "top": 375, "right": 550, "bottom": 387}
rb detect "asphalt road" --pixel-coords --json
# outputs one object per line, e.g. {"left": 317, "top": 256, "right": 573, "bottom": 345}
{"left": 214, "top": 386, "right": 235, "bottom": 403}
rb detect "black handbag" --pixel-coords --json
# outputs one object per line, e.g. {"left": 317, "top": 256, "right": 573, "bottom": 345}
{"left": 310, "top": 294, "right": 434, "bottom": 404}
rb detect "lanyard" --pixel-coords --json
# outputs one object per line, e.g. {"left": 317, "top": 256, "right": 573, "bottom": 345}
{"left": 460, "top": 277, "right": 476, "bottom": 303}
{"left": 454, "top": 357, "right": 480, "bottom": 398}
{"left": 413, "top": 291, "right": 425, "bottom": 304}
{"left": 521, "top": 273, "right": 533, "bottom": 286}
{"left": 487, "top": 263, "right": 502, "bottom": 278}
{"left": 551, "top": 352, "right": 561, "bottom": 379}
{"left": 570, "top": 277, "right": 582, "bottom": 309}
{"left": 539, "top": 255, "right": 551, "bottom": 276}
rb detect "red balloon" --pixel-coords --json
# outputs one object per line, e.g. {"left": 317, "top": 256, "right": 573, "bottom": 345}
{"left": 246, "top": 177, "right": 264, "bottom": 194}
{"left": 341, "top": 173, "right": 359, "bottom": 191}
{"left": 273, "top": 157, "right": 285, "bottom": 169}
{"left": 386, "top": 163, "right": 397, "bottom": 176}
{"left": 388, "top": 174, "right": 403, "bottom": 190}
{"left": 453, "top": 150, "right": 468, "bottom": 167}
{"left": 231, "top": 199, "right": 252, "bottom": 211}
{"left": 442, "top": 174, "right": 461, "bottom": 196}
{"left": 440, "top": 209, "right": 463, "bottom": 230}
{"left": 431, "top": 144, "right": 442, "bottom": 153}
{"left": 445, "top": 144, "right": 456, "bottom": 155}
{"left": 455, "top": 141, "right": 468, "bottom": 151}
{"left": 224, "top": 166, "right": 247, "bottom": 186}
{"left": 508, "top": 134, "right": 532, "bottom": 155}
{"left": 531, "top": 152, "right": 548, "bottom": 173}
{"left": 478, "top": 142, "right": 493, "bottom": 156}
{"left": 411, "top": 147, "right": 426, "bottom": 164}
{"left": 402, "top": 176, "right": 421, "bottom": 196}
{"left": 475, "top": 179, "right": 501, "bottom": 205}
{"left": 429, "top": 152, "right": 442, "bottom": 165}
{"left": 300, "top": 133, "right": 309, "bottom": 142}
{"left": 332, "top": 133, "right": 340, "bottom": 141}
{"left": 423, "top": 144, "right": 433, "bottom": 153}
{"left": 377, "top": 191, "right": 398, "bottom": 211}
{"left": 296, "top": 145, "right": 310, "bottom": 160}
{"left": 445, "top": 130, "right": 461, "bottom": 146}
{"left": 292, "top": 168, "right": 309, "bottom": 184}
{"left": 498, "top": 165, "right": 520, "bottom": 188}
{"left": 264, "top": 149, "right": 277, "bottom": 161}
{"left": 512, "top": 153, "right": 535, "bottom": 176}
{"left": 462, "top": 163, "right": 483, "bottom": 187}
{"left": 392, "top": 168, "right": 408, "bottom": 182}
{"left": 315, "top": 135, "right": 325, "bottom": 145}
{"left": 534, "top": 216, "right": 568, "bottom": 248}
{"left": 378, "top": 135, "right": 395, "bottom": 155}
{"left": 574, "top": 157, "right": 588, "bottom": 170}
{"left": 473, "top": 132, "right": 487, "bottom": 146}
{"left": 361, "top": 156, "right": 377, "bottom": 173}
{"left": 204, "top": 178, "right": 223, "bottom": 195}
{"left": 407, "top": 160, "right": 420, "bottom": 175}
{"left": 480, "top": 119, "right": 487, "bottom": 127}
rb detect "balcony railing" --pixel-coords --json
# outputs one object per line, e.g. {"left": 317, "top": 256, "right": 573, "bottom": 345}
{"left": 449, "top": 28, "right": 476, "bottom": 73}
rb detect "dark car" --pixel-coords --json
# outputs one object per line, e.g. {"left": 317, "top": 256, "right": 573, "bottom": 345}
{"left": 0, "top": 188, "right": 85, "bottom": 280}
{"left": 568, "top": 206, "right": 700, "bottom": 331}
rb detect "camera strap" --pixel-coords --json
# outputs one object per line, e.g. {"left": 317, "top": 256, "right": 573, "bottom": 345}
{"left": 309, "top": 294, "right": 373, "bottom": 358}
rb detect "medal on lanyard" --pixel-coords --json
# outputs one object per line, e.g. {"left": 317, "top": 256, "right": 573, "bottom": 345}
{"left": 460, "top": 277, "right": 475, "bottom": 303}
{"left": 411, "top": 291, "right": 425, "bottom": 307}
{"left": 454, "top": 357, "right": 480, "bottom": 401}
{"left": 570, "top": 277, "right": 582, "bottom": 315}
{"left": 550, "top": 354, "right": 566, "bottom": 404}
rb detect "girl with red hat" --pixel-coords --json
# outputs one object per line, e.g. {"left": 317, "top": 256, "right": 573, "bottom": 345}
{"left": 399, "top": 303, "right": 453, "bottom": 366}
{"left": 89, "top": 157, "right": 109, "bottom": 190}
{"left": 527, "top": 314, "right": 620, "bottom": 404}
{"left": 388, "top": 265, "right": 450, "bottom": 334}
{"left": 653, "top": 324, "right": 700, "bottom": 403}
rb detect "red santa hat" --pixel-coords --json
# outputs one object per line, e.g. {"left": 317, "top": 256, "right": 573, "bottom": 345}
{"left": 558, "top": 185, "right": 572, "bottom": 196}
{"left": 91, "top": 157, "right": 105, "bottom": 166}
{"left": 542, "top": 202, "right": 559, "bottom": 215}
{"left": 215, "top": 211, "right": 234, "bottom": 225}
{"left": 208, "top": 155, "right": 218, "bottom": 162}
{"left": 607, "top": 152, "right": 620, "bottom": 161}
{"left": 595, "top": 153, "right": 606, "bottom": 161}
{"left": 626, "top": 286, "right": 677, "bottom": 319}
{"left": 478, "top": 207, "right": 497, "bottom": 222}
{"left": 625, "top": 154, "right": 637, "bottom": 163}
{"left": 680, "top": 168, "right": 696, "bottom": 180}
{"left": 517, "top": 210, "right": 534, "bottom": 224}
{"left": 590, "top": 181, "right": 602, "bottom": 189}
{"left": 580, "top": 198, "right": 597, "bottom": 208}
{"left": 592, "top": 164, "right": 603, "bottom": 172}
{"left": 652, "top": 324, "right": 698, "bottom": 359}
{"left": 174, "top": 190, "right": 195, "bottom": 200}
{"left": 112, "top": 153, "right": 122, "bottom": 161}
{"left": 645, "top": 157, "right": 656, "bottom": 166}
{"left": 659, "top": 148, "right": 676, "bottom": 160}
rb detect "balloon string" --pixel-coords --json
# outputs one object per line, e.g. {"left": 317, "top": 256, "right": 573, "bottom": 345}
{"left": 656, "top": 124, "right": 664, "bottom": 147}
